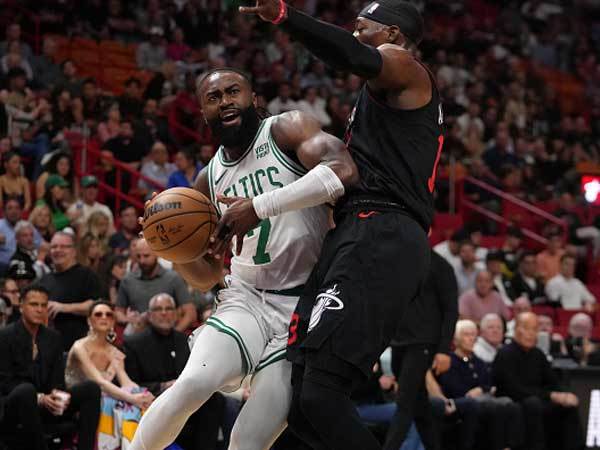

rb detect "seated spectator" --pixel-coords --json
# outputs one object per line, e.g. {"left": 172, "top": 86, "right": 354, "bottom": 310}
{"left": 143, "top": 60, "right": 178, "bottom": 103}
{"left": 0, "top": 277, "right": 20, "bottom": 323}
{"left": 537, "top": 314, "right": 567, "bottom": 359}
{"left": 500, "top": 226, "right": 524, "bottom": 276}
{"left": 459, "top": 270, "right": 511, "bottom": 323}
{"left": 166, "top": 27, "right": 191, "bottom": 62}
{"left": 493, "top": 312, "right": 584, "bottom": 450}
{"left": 99, "top": 254, "right": 128, "bottom": 305}
{"left": 38, "top": 231, "right": 103, "bottom": 351}
{"left": 0, "top": 198, "right": 41, "bottom": 273}
{"left": 1, "top": 40, "right": 34, "bottom": 80}
{"left": 454, "top": 241, "right": 482, "bottom": 295}
{"left": 65, "top": 301, "right": 154, "bottom": 449}
{"left": 118, "top": 77, "right": 144, "bottom": 120}
{"left": 29, "top": 203, "right": 55, "bottom": 243}
{"left": 116, "top": 238, "right": 196, "bottom": 333}
{"left": 31, "top": 37, "right": 63, "bottom": 91}
{"left": 138, "top": 141, "right": 176, "bottom": 198}
{"left": 139, "top": 98, "right": 173, "bottom": 147}
{"left": 565, "top": 313, "right": 600, "bottom": 366}
{"left": 124, "top": 293, "right": 224, "bottom": 449}
{"left": 103, "top": 119, "right": 146, "bottom": 168}
{"left": 36, "top": 151, "right": 77, "bottom": 203}
{"left": 485, "top": 250, "right": 511, "bottom": 306}
{"left": 436, "top": 320, "right": 521, "bottom": 450}
{"left": 37, "top": 175, "right": 71, "bottom": 231}
{"left": 83, "top": 211, "right": 112, "bottom": 254}
{"left": 0, "top": 152, "right": 31, "bottom": 211}
{"left": 536, "top": 229, "right": 566, "bottom": 283}
{"left": 506, "top": 296, "right": 532, "bottom": 338}
{"left": 0, "top": 24, "right": 33, "bottom": 61}
{"left": 109, "top": 205, "right": 140, "bottom": 253}
{"left": 505, "top": 251, "right": 546, "bottom": 303}
{"left": 77, "top": 233, "right": 103, "bottom": 273}
{"left": 474, "top": 313, "right": 505, "bottom": 363}
{"left": 55, "top": 59, "right": 82, "bottom": 98}
{"left": 97, "top": 105, "right": 122, "bottom": 144}
{"left": 67, "top": 175, "right": 115, "bottom": 235}
{"left": 546, "top": 254, "right": 596, "bottom": 311}
{"left": 296, "top": 86, "right": 331, "bottom": 127}
{"left": 167, "top": 148, "right": 202, "bottom": 189}
{"left": 136, "top": 26, "right": 167, "bottom": 72}
{"left": 81, "top": 77, "right": 108, "bottom": 124}
{"left": 0, "top": 285, "right": 100, "bottom": 450}
{"left": 433, "top": 228, "right": 467, "bottom": 270}
{"left": 8, "top": 220, "right": 50, "bottom": 281}
{"left": 267, "top": 83, "right": 299, "bottom": 116}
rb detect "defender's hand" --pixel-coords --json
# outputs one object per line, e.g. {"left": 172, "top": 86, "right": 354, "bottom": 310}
{"left": 239, "top": 0, "right": 286, "bottom": 22}
{"left": 209, "top": 195, "right": 260, "bottom": 257}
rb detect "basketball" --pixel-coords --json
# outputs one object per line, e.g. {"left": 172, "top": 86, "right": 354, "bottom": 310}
{"left": 142, "top": 187, "right": 218, "bottom": 264}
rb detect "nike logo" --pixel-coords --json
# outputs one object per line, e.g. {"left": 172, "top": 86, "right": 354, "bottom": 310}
{"left": 215, "top": 171, "right": 227, "bottom": 185}
{"left": 358, "top": 211, "right": 379, "bottom": 219}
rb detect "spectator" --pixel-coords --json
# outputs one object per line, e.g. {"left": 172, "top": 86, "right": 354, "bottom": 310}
{"left": 36, "top": 151, "right": 76, "bottom": 202}
{"left": 474, "top": 313, "right": 505, "bottom": 363}
{"left": 459, "top": 270, "right": 511, "bottom": 323}
{"left": 38, "top": 175, "right": 71, "bottom": 231}
{"left": 67, "top": 175, "right": 115, "bottom": 234}
{"left": 0, "top": 277, "right": 20, "bottom": 323}
{"left": 38, "top": 231, "right": 103, "bottom": 351}
{"left": 0, "top": 285, "right": 100, "bottom": 450}
{"left": 493, "top": 312, "right": 584, "bottom": 450}
{"left": 545, "top": 254, "right": 596, "bottom": 311}
{"left": 565, "top": 313, "right": 599, "bottom": 365}
{"left": 433, "top": 229, "right": 467, "bottom": 270}
{"left": 482, "top": 128, "right": 518, "bottom": 170}
{"left": 167, "top": 148, "right": 202, "bottom": 189}
{"left": 485, "top": 250, "right": 511, "bottom": 306}
{"left": 83, "top": 210, "right": 112, "bottom": 255}
{"left": 143, "top": 60, "right": 178, "bottom": 102}
{"left": 0, "top": 24, "right": 33, "bottom": 61}
{"left": 99, "top": 254, "right": 128, "bottom": 305}
{"left": 77, "top": 232, "right": 103, "bottom": 272}
{"left": 29, "top": 203, "right": 55, "bottom": 243}
{"left": 116, "top": 238, "right": 196, "bottom": 333}
{"left": 0, "top": 296, "right": 7, "bottom": 328}
{"left": 138, "top": 141, "right": 176, "bottom": 198}
{"left": 136, "top": 26, "right": 167, "bottom": 72}
{"left": 500, "top": 226, "right": 524, "bottom": 276}
{"left": 139, "top": 98, "right": 173, "bottom": 147}
{"left": 454, "top": 241, "right": 481, "bottom": 296}
{"left": 436, "top": 320, "right": 521, "bottom": 450}
{"left": 97, "top": 105, "right": 122, "bottom": 144}
{"left": 456, "top": 103, "right": 484, "bottom": 141}
{"left": 536, "top": 229, "right": 566, "bottom": 283}
{"left": 0, "top": 198, "right": 41, "bottom": 273}
{"left": 267, "top": 83, "right": 299, "bottom": 116}
{"left": 166, "top": 27, "right": 191, "bottom": 62}
{"left": 118, "top": 77, "right": 144, "bottom": 119}
{"left": 506, "top": 296, "right": 532, "bottom": 338}
{"left": 124, "top": 293, "right": 224, "bottom": 449}
{"left": 537, "top": 314, "right": 567, "bottom": 359}
{"left": 108, "top": 205, "right": 140, "bottom": 253}
{"left": 8, "top": 220, "right": 50, "bottom": 281}
{"left": 81, "top": 77, "right": 108, "bottom": 123}
{"left": 56, "top": 59, "right": 82, "bottom": 97}
{"left": 1, "top": 40, "right": 34, "bottom": 81}
{"left": 296, "top": 86, "right": 331, "bottom": 127}
{"left": 0, "top": 152, "right": 31, "bottom": 211}
{"left": 65, "top": 301, "right": 154, "bottom": 449}
{"left": 103, "top": 119, "right": 146, "bottom": 167}
{"left": 506, "top": 251, "right": 546, "bottom": 303}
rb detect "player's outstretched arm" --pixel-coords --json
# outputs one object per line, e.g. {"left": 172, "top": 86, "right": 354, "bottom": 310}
{"left": 239, "top": 1, "right": 414, "bottom": 90}
{"left": 209, "top": 111, "right": 358, "bottom": 257}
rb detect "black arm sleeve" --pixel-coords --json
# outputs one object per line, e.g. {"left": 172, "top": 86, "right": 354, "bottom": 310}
{"left": 281, "top": 6, "right": 383, "bottom": 78}
{"left": 434, "top": 256, "right": 459, "bottom": 354}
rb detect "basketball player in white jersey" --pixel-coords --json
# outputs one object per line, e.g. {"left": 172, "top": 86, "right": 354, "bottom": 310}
{"left": 129, "top": 68, "right": 358, "bottom": 450}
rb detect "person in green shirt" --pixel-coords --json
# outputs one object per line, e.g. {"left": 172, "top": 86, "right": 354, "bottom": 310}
{"left": 36, "top": 174, "right": 71, "bottom": 231}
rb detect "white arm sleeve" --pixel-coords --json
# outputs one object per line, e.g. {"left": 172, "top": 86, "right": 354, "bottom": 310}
{"left": 252, "top": 164, "right": 345, "bottom": 219}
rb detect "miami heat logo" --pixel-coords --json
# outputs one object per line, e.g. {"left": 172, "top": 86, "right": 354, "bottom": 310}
{"left": 156, "top": 223, "right": 170, "bottom": 245}
{"left": 308, "top": 284, "right": 344, "bottom": 332}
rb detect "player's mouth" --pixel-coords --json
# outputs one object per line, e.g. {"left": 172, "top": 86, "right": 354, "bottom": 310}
{"left": 220, "top": 109, "right": 241, "bottom": 126}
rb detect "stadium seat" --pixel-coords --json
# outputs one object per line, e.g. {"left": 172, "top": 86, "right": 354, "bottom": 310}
{"left": 532, "top": 305, "right": 556, "bottom": 321}
{"left": 555, "top": 309, "right": 594, "bottom": 327}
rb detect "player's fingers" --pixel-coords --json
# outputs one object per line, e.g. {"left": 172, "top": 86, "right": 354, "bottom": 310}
{"left": 238, "top": 6, "right": 261, "bottom": 14}
{"left": 217, "top": 194, "right": 239, "bottom": 205}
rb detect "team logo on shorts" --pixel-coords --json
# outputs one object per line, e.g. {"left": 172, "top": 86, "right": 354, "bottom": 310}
{"left": 308, "top": 284, "right": 344, "bottom": 332}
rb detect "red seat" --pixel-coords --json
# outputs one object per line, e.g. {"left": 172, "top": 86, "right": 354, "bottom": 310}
{"left": 555, "top": 309, "right": 594, "bottom": 327}
{"left": 532, "top": 305, "right": 556, "bottom": 321}
{"left": 480, "top": 236, "right": 505, "bottom": 249}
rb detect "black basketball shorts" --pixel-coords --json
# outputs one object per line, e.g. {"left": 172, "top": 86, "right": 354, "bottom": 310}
{"left": 286, "top": 207, "right": 430, "bottom": 378}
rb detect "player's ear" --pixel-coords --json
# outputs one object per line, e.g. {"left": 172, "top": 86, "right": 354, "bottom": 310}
{"left": 252, "top": 92, "right": 258, "bottom": 107}
{"left": 387, "top": 25, "right": 401, "bottom": 44}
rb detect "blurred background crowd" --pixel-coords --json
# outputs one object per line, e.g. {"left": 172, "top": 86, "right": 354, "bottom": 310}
{"left": 1, "top": 0, "right": 600, "bottom": 449}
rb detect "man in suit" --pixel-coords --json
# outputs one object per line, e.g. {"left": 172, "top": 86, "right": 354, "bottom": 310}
{"left": 505, "top": 251, "right": 545, "bottom": 303}
{"left": 0, "top": 285, "right": 100, "bottom": 450}
{"left": 123, "top": 293, "right": 224, "bottom": 450}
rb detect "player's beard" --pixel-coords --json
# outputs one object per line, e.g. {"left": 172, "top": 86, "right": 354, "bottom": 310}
{"left": 208, "top": 104, "right": 261, "bottom": 149}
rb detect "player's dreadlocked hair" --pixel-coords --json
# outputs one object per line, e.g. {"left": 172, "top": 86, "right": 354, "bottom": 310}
{"left": 195, "top": 67, "right": 271, "bottom": 120}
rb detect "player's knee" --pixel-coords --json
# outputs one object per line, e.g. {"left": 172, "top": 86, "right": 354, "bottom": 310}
{"left": 173, "top": 375, "right": 218, "bottom": 406}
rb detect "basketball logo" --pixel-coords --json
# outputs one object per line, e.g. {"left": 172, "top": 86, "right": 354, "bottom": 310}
{"left": 157, "top": 223, "right": 170, "bottom": 245}
{"left": 308, "top": 284, "right": 344, "bottom": 332}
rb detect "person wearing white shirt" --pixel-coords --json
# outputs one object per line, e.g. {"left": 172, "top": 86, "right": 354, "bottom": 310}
{"left": 138, "top": 141, "right": 176, "bottom": 198}
{"left": 546, "top": 254, "right": 596, "bottom": 311}
{"left": 296, "top": 86, "right": 331, "bottom": 127}
{"left": 67, "top": 175, "right": 115, "bottom": 234}
{"left": 474, "top": 313, "right": 504, "bottom": 363}
{"left": 433, "top": 229, "right": 467, "bottom": 270}
{"left": 267, "top": 83, "right": 298, "bottom": 116}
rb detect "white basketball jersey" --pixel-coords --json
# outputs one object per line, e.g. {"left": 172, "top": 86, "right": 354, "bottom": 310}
{"left": 207, "top": 116, "right": 330, "bottom": 290}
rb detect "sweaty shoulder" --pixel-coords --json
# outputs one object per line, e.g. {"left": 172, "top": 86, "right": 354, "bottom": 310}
{"left": 192, "top": 166, "right": 210, "bottom": 199}
{"left": 371, "top": 44, "right": 430, "bottom": 93}
{"left": 270, "top": 111, "right": 322, "bottom": 154}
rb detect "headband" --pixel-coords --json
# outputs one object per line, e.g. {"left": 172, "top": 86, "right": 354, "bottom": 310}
{"left": 358, "top": 1, "right": 423, "bottom": 45}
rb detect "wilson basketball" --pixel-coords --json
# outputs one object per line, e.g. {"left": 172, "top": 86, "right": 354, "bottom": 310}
{"left": 142, "top": 187, "right": 218, "bottom": 264}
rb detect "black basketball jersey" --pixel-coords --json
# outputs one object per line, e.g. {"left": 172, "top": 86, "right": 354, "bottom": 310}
{"left": 343, "top": 62, "right": 444, "bottom": 231}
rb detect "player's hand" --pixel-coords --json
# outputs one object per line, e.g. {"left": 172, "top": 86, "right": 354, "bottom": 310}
{"left": 431, "top": 353, "right": 451, "bottom": 376}
{"left": 239, "top": 0, "right": 286, "bottom": 22}
{"left": 209, "top": 195, "right": 260, "bottom": 257}
{"left": 138, "top": 191, "right": 160, "bottom": 231}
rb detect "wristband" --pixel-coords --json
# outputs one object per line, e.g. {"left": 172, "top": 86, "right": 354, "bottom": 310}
{"left": 272, "top": 0, "right": 288, "bottom": 25}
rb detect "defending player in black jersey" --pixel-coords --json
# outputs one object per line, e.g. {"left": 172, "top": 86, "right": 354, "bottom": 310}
{"left": 215, "top": 1, "right": 444, "bottom": 449}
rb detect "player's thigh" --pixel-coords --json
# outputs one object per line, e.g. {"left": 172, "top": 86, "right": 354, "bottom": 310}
{"left": 229, "top": 359, "right": 293, "bottom": 450}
